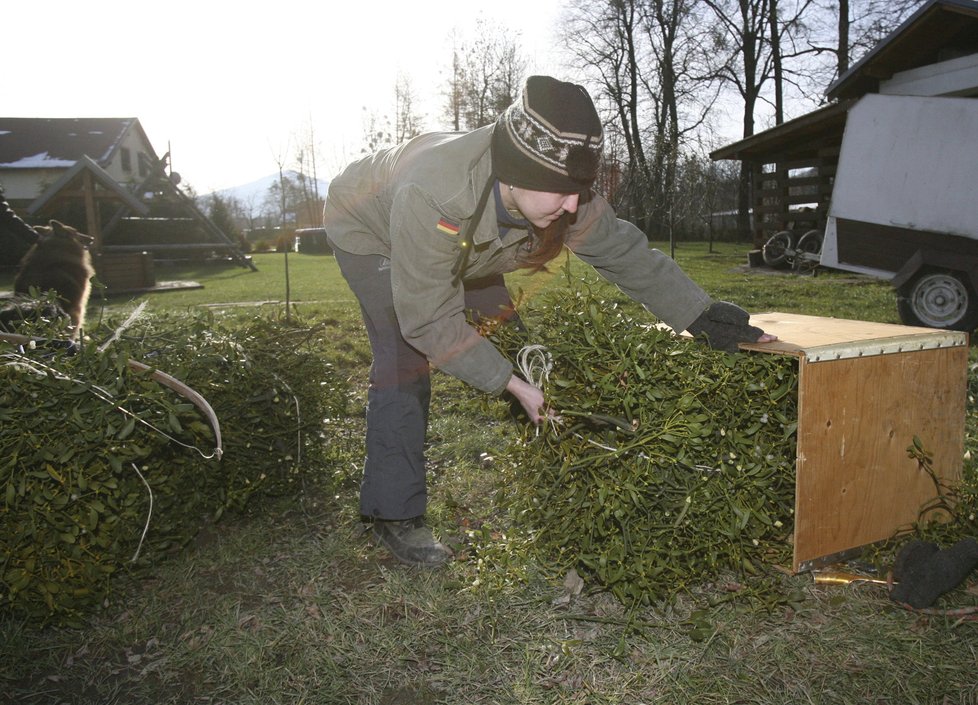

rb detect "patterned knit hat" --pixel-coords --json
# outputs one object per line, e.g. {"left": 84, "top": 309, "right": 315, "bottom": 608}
{"left": 491, "top": 76, "right": 603, "bottom": 193}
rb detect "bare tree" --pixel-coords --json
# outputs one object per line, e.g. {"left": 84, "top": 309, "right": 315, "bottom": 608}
{"left": 704, "top": 0, "right": 776, "bottom": 141}
{"left": 770, "top": 0, "right": 786, "bottom": 122}
{"left": 837, "top": 0, "right": 850, "bottom": 76}
{"left": 847, "top": 0, "right": 920, "bottom": 60}
{"left": 394, "top": 73, "right": 424, "bottom": 144}
{"left": 701, "top": 0, "right": 777, "bottom": 239}
{"left": 352, "top": 75, "right": 426, "bottom": 159}
{"left": 297, "top": 117, "right": 323, "bottom": 202}
{"left": 808, "top": 0, "right": 921, "bottom": 90}
{"left": 644, "top": 0, "right": 725, "bottom": 243}
{"left": 562, "top": 0, "right": 723, "bottom": 238}
{"left": 564, "top": 0, "right": 654, "bottom": 230}
{"left": 671, "top": 150, "right": 740, "bottom": 246}
{"left": 292, "top": 148, "right": 323, "bottom": 228}
{"left": 440, "top": 19, "right": 528, "bottom": 130}
{"left": 360, "top": 107, "right": 393, "bottom": 154}
{"left": 444, "top": 48, "right": 465, "bottom": 131}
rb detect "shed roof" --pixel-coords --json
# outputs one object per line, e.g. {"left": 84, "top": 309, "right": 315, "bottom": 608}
{"left": 0, "top": 117, "right": 153, "bottom": 169}
{"left": 712, "top": 0, "right": 978, "bottom": 163}
{"left": 827, "top": 0, "right": 978, "bottom": 101}
{"left": 710, "top": 100, "right": 853, "bottom": 162}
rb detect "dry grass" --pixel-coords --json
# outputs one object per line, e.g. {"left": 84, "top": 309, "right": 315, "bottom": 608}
{"left": 5, "top": 454, "right": 976, "bottom": 704}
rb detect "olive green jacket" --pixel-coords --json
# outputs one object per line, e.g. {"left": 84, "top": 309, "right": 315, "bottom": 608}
{"left": 323, "top": 126, "right": 712, "bottom": 395}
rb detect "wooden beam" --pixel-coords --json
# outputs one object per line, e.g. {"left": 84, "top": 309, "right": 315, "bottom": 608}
{"left": 52, "top": 188, "right": 132, "bottom": 200}
{"left": 81, "top": 171, "right": 101, "bottom": 249}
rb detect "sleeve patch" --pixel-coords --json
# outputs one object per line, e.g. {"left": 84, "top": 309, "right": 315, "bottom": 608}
{"left": 436, "top": 217, "right": 460, "bottom": 236}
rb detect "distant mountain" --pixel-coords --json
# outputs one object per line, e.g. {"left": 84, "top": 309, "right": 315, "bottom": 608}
{"left": 203, "top": 170, "right": 330, "bottom": 216}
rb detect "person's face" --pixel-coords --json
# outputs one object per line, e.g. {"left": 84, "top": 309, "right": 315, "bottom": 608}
{"left": 509, "top": 188, "right": 580, "bottom": 229}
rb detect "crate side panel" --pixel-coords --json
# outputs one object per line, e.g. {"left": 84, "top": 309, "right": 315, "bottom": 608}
{"left": 792, "top": 345, "right": 966, "bottom": 571}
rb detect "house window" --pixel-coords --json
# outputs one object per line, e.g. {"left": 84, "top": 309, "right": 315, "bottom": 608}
{"left": 121, "top": 147, "right": 132, "bottom": 172}
{"left": 138, "top": 153, "right": 149, "bottom": 178}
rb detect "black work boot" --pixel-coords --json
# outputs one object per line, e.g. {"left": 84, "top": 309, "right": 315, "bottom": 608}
{"left": 372, "top": 516, "right": 453, "bottom": 567}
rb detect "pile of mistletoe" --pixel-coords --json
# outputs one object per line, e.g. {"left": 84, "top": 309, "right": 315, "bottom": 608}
{"left": 488, "top": 281, "right": 802, "bottom": 605}
{"left": 488, "top": 279, "right": 978, "bottom": 607}
{"left": 1, "top": 309, "right": 349, "bottom": 624}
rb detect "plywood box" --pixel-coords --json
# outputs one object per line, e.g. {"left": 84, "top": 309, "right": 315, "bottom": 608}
{"left": 740, "top": 313, "right": 968, "bottom": 572}
{"left": 95, "top": 252, "right": 156, "bottom": 292}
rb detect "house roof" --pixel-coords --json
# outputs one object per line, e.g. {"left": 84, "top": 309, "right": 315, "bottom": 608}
{"left": 827, "top": 0, "right": 978, "bottom": 101}
{"left": 0, "top": 117, "right": 154, "bottom": 169}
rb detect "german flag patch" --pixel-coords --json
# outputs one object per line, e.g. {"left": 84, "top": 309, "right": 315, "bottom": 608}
{"left": 436, "top": 217, "right": 460, "bottom": 236}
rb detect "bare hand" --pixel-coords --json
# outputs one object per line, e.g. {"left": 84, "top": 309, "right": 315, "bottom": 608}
{"left": 506, "top": 374, "right": 549, "bottom": 425}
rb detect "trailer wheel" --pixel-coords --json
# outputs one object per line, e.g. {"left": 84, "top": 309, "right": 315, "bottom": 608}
{"left": 762, "top": 231, "right": 795, "bottom": 269}
{"left": 897, "top": 269, "right": 978, "bottom": 331}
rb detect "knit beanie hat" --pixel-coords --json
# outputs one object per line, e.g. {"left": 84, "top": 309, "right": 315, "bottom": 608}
{"left": 491, "top": 76, "right": 603, "bottom": 193}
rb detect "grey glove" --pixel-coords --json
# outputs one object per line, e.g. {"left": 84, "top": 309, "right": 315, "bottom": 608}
{"left": 890, "top": 538, "right": 978, "bottom": 609}
{"left": 686, "top": 301, "right": 764, "bottom": 353}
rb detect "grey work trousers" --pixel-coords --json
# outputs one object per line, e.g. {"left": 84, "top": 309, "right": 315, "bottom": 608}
{"left": 332, "top": 248, "right": 517, "bottom": 520}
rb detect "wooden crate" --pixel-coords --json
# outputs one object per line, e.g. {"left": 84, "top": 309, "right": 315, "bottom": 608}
{"left": 741, "top": 313, "right": 968, "bottom": 572}
{"left": 94, "top": 252, "right": 156, "bottom": 292}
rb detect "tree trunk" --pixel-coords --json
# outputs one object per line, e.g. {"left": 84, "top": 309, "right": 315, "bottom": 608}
{"left": 769, "top": 0, "right": 784, "bottom": 124}
{"left": 837, "top": 0, "right": 850, "bottom": 77}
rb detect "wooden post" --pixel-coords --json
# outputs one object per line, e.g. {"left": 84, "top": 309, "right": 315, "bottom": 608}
{"left": 81, "top": 170, "right": 101, "bottom": 252}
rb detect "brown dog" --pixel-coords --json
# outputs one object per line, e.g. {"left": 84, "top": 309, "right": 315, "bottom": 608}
{"left": 3, "top": 220, "right": 94, "bottom": 340}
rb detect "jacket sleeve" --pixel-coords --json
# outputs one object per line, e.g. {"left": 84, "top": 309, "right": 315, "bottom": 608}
{"left": 388, "top": 184, "right": 514, "bottom": 395}
{"left": 565, "top": 197, "right": 713, "bottom": 333}
{"left": 0, "top": 189, "right": 38, "bottom": 245}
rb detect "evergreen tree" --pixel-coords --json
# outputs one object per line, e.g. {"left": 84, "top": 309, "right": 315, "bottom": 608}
{"left": 209, "top": 194, "right": 247, "bottom": 251}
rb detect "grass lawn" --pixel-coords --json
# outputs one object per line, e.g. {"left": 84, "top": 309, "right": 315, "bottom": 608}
{"left": 3, "top": 243, "right": 897, "bottom": 322}
{"left": 2, "top": 242, "right": 976, "bottom": 704}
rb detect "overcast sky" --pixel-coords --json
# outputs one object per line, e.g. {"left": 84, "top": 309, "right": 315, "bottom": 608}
{"left": 4, "top": 0, "right": 565, "bottom": 193}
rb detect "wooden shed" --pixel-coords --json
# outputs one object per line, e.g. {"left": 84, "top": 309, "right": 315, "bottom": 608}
{"left": 711, "top": 0, "right": 978, "bottom": 249}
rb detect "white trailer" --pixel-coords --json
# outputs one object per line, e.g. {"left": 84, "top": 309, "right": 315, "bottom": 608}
{"left": 820, "top": 92, "right": 978, "bottom": 331}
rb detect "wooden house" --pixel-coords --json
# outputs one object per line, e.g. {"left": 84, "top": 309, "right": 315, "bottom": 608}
{"left": 0, "top": 118, "right": 157, "bottom": 202}
{"left": 0, "top": 117, "right": 253, "bottom": 282}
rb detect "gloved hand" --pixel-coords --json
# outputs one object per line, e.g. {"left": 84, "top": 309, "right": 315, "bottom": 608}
{"left": 890, "top": 538, "right": 978, "bottom": 609}
{"left": 686, "top": 301, "right": 765, "bottom": 353}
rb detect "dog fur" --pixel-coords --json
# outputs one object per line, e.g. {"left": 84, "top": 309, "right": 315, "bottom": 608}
{"left": 2, "top": 220, "right": 94, "bottom": 340}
